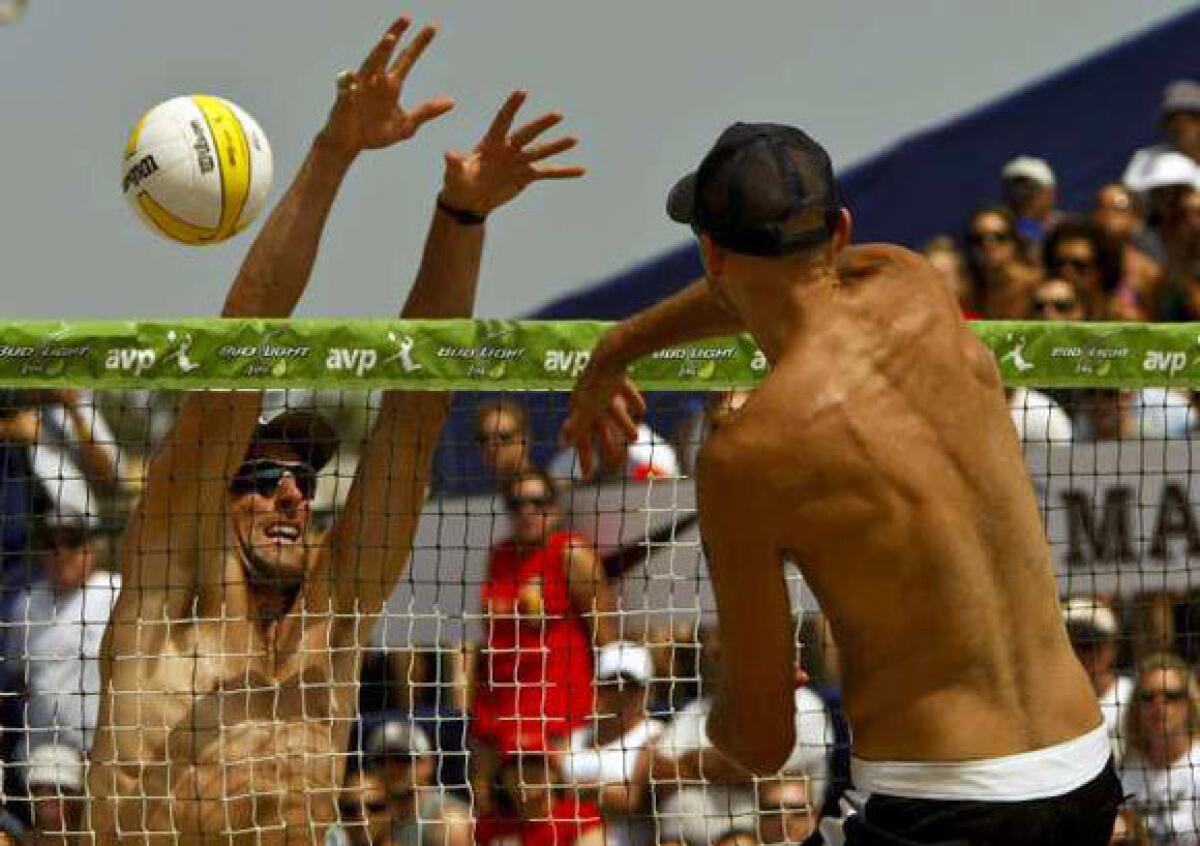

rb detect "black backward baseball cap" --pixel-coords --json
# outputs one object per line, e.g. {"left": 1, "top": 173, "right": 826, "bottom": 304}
{"left": 667, "top": 122, "right": 840, "bottom": 257}
{"left": 247, "top": 409, "right": 338, "bottom": 473}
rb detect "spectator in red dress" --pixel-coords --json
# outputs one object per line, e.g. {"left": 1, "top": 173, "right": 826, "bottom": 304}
{"left": 470, "top": 468, "right": 619, "bottom": 811}
{"left": 475, "top": 750, "right": 606, "bottom": 846}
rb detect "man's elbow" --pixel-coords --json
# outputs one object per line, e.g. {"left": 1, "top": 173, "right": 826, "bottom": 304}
{"left": 709, "top": 713, "right": 796, "bottom": 776}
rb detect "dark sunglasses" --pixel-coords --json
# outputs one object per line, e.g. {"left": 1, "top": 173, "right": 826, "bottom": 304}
{"left": 968, "top": 230, "right": 1012, "bottom": 246}
{"left": 1139, "top": 688, "right": 1188, "bottom": 703}
{"left": 230, "top": 459, "right": 317, "bottom": 500}
{"left": 476, "top": 430, "right": 521, "bottom": 446}
{"left": 1032, "top": 297, "right": 1078, "bottom": 314}
{"left": 1051, "top": 257, "right": 1095, "bottom": 274}
{"left": 506, "top": 493, "right": 555, "bottom": 512}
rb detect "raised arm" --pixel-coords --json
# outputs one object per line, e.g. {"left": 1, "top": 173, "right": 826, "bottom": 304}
{"left": 699, "top": 430, "right": 797, "bottom": 775}
{"left": 331, "top": 91, "right": 585, "bottom": 612}
{"left": 224, "top": 17, "right": 452, "bottom": 318}
{"left": 121, "top": 17, "right": 454, "bottom": 610}
{"left": 561, "top": 279, "right": 745, "bottom": 477}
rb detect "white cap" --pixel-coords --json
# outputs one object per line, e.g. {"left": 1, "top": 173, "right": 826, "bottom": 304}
{"left": 364, "top": 720, "right": 431, "bottom": 757}
{"left": 1002, "top": 156, "right": 1055, "bottom": 188}
{"left": 1062, "top": 597, "right": 1119, "bottom": 638}
{"left": 26, "top": 743, "right": 84, "bottom": 792}
{"left": 627, "top": 424, "right": 681, "bottom": 480}
{"left": 1140, "top": 151, "right": 1200, "bottom": 191}
{"left": 596, "top": 641, "right": 654, "bottom": 684}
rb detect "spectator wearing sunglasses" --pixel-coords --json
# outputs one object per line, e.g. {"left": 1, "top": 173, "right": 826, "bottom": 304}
{"left": 1043, "top": 218, "right": 1123, "bottom": 321}
{"left": 0, "top": 509, "right": 119, "bottom": 769}
{"left": 962, "top": 206, "right": 1041, "bottom": 318}
{"left": 470, "top": 468, "right": 619, "bottom": 812}
{"left": 558, "top": 641, "right": 664, "bottom": 846}
{"left": 1000, "top": 276, "right": 1078, "bottom": 445}
{"left": 475, "top": 398, "right": 535, "bottom": 486}
{"left": 1120, "top": 653, "right": 1200, "bottom": 843}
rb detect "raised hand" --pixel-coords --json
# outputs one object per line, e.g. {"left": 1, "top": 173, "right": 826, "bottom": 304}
{"left": 439, "top": 91, "right": 586, "bottom": 216}
{"left": 321, "top": 17, "right": 454, "bottom": 157}
{"left": 560, "top": 346, "right": 646, "bottom": 479}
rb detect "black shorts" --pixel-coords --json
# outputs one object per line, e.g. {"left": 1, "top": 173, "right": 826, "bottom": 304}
{"left": 837, "top": 759, "right": 1123, "bottom": 846}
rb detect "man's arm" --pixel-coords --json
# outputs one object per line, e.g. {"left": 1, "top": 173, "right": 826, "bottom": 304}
{"left": 562, "top": 280, "right": 744, "bottom": 477}
{"left": 331, "top": 91, "right": 585, "bottom": 612}
{"left": 697, "top": 429, "right": 797, "bottom": 775}
{"left": 120, "top": 18, "right": 453, "bottom": 613}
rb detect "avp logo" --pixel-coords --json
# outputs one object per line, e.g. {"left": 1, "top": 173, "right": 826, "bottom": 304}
{"left": 326, "top": 347, "right": 378, "bottom": 377}
{"left": 1143, "top": 350, "right": 1188, "bottom": 376}
{"left": 543, "top": 349, "right": 590, "bottom": 376}
{"left": 105, "top": 347, "right": 156, "bottom": 375}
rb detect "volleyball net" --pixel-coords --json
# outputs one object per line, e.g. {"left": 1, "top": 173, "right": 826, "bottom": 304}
{"left": 0, "top": 318, "right": 1196, "bottom": 845}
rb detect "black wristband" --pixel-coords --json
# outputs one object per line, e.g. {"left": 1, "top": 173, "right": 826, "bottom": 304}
{"left": 436, "top": 196, "right": 487, "bottom": 226}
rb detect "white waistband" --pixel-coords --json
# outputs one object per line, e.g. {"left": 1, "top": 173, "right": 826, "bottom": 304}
{"left": 851, "top": 723, "right": 1110, "bottom": 802}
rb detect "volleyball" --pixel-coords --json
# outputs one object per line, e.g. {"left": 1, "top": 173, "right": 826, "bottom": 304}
{"left": 121, "top": 95, "right": 273, "bottom": 245}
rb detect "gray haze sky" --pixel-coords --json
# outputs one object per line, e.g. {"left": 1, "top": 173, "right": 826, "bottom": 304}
{"left": 0, "top": 1, "right": 1187, "bottom": 319}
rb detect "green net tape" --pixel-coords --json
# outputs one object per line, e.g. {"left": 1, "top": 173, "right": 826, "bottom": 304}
{"left": 0, "top": 319, "right": 1195, "bottom": 389}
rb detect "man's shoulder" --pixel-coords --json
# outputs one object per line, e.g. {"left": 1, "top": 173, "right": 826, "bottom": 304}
{"left": 836, "top": 243, "right": 928, "bottom": 278}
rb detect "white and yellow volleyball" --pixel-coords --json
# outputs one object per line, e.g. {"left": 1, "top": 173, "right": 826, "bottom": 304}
{"left": 121, "top": 95, "right": 273, "bottom": 245}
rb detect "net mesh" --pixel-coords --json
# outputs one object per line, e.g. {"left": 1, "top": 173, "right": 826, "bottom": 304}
{"left": 0, "top": 321, "right": 1195, "bottom": 845}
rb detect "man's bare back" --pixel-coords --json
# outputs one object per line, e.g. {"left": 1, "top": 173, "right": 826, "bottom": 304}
{"left": 87, "top": 17, "right": 586, "bottom": 846}
{"left": 564, "top": 120, "right": 1120, "bottom": 843}
{"left": 704, "top": 244, "right": 1100, "bottom": 762}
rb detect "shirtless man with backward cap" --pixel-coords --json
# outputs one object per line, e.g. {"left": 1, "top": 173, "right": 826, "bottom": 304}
{"left": 88, "top": 15, "right": 584, "bottom": 846}
{"left": 561, "top": 123, "right": 1124, "bottom": 845}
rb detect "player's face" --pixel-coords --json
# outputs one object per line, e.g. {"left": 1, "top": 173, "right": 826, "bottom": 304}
{"left": 477, "top": 409, "right": 528, "bottom": 480}
{"left": 1138, "top": 667, "right": 1192, "bottom": 740}
{"left": 507, "top": 477, "right": 560, "bottom": 545}
{"left": 229, "top": 445, "right": 315, "bottom": 587}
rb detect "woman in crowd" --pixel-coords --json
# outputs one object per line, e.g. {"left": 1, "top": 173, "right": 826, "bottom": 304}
{"left": 962, "top": 205, "right": 1042, "bottom": 318}
{"left": 470, "top": 468, "right": 619, "bottom": 810}
{"left": 1120, "top": 653, "right": 1200, "bottom": 844}
{"left": 1043, "top": 218, "right": 1123, "bottom": 320}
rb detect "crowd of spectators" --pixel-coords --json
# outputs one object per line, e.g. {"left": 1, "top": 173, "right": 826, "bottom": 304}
{"left": 0, "top": 78, "right": 1199, "bottom": 846}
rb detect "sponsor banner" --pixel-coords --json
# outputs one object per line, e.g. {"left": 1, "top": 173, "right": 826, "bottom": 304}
{"left": 0, "top": 319, "right": 1197, "bottom": 389}
{"left": 1029, "top": 439, "right": 1200, "bottom": 597}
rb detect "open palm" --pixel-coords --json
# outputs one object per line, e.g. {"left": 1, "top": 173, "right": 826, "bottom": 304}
{"left": 440, "top": 91, "right": 586, "bottom": 215}
{"left": 323, "top": 17, "right": 454, "bottom": 156}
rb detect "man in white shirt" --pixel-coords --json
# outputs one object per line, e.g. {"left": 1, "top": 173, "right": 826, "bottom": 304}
{"left": 1, "top": 512, "right": 120, "bottom": 764}
{"left": 558, "top": 642, "right": 663, "bottom": 846}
